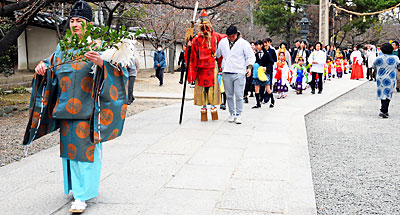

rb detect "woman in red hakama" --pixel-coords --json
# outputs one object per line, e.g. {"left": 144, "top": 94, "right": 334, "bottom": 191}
{"left": 350, "top": 45, "right": 364, "bottom": 80}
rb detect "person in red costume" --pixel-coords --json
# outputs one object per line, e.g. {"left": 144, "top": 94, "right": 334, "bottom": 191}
{"left": 350, "top": 44, "right": 364, "bottom": 80}
{"left": 187, "top": 9, "right": 226, "bottom": 121}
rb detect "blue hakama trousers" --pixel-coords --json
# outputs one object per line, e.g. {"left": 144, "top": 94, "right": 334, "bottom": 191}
{"left": 62, "top": 143, "right": 103, "bottom": 201}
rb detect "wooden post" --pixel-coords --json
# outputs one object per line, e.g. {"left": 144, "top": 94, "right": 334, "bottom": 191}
{"left": 319, "top": 0, "right": 329, "bottom": 45}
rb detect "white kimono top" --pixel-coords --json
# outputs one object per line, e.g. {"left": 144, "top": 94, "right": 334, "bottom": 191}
{"left": 308, "top": 50, "right": 327, "bottom": 74}
{"left": 350, "top": 50, "right": 363, "bottom": 65}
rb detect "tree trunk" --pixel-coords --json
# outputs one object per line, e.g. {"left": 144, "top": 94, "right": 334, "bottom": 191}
{"left": 106, "top": 2, "right": 120, "bottom": 27}
{"left": 168, "top": 42, "right": 176, "bottom": 74}
{"left": 286, "top": 2, "right": 291, "bottom": 48}
{"left": 0, "top": 23, "right": 29, "bottom": 54}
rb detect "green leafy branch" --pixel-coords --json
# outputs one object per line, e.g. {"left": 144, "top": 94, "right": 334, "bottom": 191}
{"left": 58, "top": 22, "right": 152, "bottom": 65}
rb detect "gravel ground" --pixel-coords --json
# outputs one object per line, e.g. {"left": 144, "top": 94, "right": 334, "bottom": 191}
{"left": 306, "top": 81, "right": 400, "bottom": 215}
{"left": 0, "top": 71, "right": 183, "bottom": 167}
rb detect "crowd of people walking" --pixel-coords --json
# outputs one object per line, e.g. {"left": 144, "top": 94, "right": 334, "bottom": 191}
{"left": 179, "top": 23, "right": 400, "bottom": 121}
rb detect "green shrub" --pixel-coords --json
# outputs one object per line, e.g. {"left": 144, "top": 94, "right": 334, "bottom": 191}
{"left": 0, "top": 18, "right": 17, "bottom": 77}
{"left": 12, "top": 87, "right": 28, "bottom": 94}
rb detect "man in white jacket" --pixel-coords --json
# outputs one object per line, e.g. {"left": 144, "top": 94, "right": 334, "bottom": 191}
{"left": 366, "top": 44, "right": 377, "bottom": 81}
{"left": 216, "top": 25, "right": 256, "bottom": 124}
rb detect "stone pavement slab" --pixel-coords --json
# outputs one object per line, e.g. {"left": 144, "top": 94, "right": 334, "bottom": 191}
{"left": 0, "top": 74, "right": 365, "bottom": 214}
{"left": 141, "top": 188, "right": 221, "bottom": 215}
{"left": 217, "top": 179, "right": 287, "bottom": 213}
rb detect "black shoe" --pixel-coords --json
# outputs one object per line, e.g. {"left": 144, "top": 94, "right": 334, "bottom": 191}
{"left": 249, "top": 93, "right": 254, "bottom": 97}
{"left": 379, "top": 112, "right": 389, "bottom": 118}
{"left": 369, "top": 79, "right": 373, "bottom": 81}
{"left": 252, "top": 105, "right": 261, "bottom": 109}
{"left": 244, "top": 97, "right": 249, "bottom": 103}
{"left": 397, "top": 88, "right": 400, "bottom": 92}
{"left": 160, "top": 83, "right": 163, "bottom": 86}
{"left": 269, "top": 103, "right": 274, "bottom": 108}
{"left": 311, "top": 90, "right": 315, "bottom": 94}
{"left": 318, "top": 90, "right": 322, "bottom": 94}
{"left": 220, "top": 104, "right": 226, "bottom": 110}
{"left": 179, "top": 81, "right": 183, "bottom": 84}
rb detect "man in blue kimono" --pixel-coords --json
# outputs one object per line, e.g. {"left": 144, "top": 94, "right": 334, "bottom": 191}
{"left": 28, "top": 1, "right": 129, "bottom": 213}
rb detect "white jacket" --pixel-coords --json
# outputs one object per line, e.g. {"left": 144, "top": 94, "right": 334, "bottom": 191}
{"left": 367, "top": 46, "right": 377, "bottom": 68}
{"left": 308, "top": 50, "right": 326, "bottom": 74}
{"left": 216, "top": 37, "right": 256, "bottom": 74}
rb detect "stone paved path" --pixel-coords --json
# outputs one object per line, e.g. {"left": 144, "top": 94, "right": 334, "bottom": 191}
{"left": 0, "top": 74, "right": 364, "bottom": 215}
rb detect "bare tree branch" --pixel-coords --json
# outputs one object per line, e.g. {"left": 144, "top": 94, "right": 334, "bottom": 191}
{"left": 1, "top": 0, "right": 233, "bottom": 16}
{"left": 0, "top": 0, "right": 46, "bottom": 54}
{"left": 0, "top": 0, "right": 233, "bottom": 55}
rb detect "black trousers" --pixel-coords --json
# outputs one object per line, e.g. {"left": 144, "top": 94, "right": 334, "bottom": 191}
{"left": 367, "top": 68, "right": 372, "bottom": 79}
{"left": 244, "top": 76, "right": 253, "bottom": 97}
{"left": 380, "top": 99, "right": 390, "bottom": 114}
{"left": 128, "top": 76, "right": 136, "bottom": 103}
{"left": 179, "top": 65, "right": 185, "bottom": 83}
{"left": 311, "top": 72, "right": 323, "bottom": 92}
{"left": 155, "top": 68, "right": 164, "bottom": 85}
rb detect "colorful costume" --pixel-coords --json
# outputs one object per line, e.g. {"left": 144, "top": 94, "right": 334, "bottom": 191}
{"left": 273, "top": 49, "right": 290, "bottom": 98}
{"left": 325, "top": 60, "right": 334, "bottom": 80}
{"left": 343, "top": 59, "right": 349, "bottom": 74}
{"left": 350, "top": 50, "right": 364, "bottom": 79}
{"left": 24, "top": 44, "right": 129, "bottom": 202}
{"left": 292, "top": 63, "right": 307, "bottom": 94}
{"left": 187, "top": 9, "right": 226, "bottom": 121}
{"left": 335, "top": 57, "right": 343, "bottom": 78}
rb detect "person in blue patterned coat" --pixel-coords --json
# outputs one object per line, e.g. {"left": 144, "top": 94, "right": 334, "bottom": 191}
{"left": 372, "top": 43, "right": 400, "bottom": 118}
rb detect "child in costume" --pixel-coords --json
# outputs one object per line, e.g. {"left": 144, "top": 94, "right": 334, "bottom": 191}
{"left": 290, "top": 56, "right": 299, "bottom": 89}
{"left": 187, "top": 9, "right": 226, "bottom": 121}
{"left": 325, "top": 57, "right": 334, "bottom": 80}
{"left": 292, "top": 56, "right": 307, "bottom": 94}
{"left": 343, "top": 58, "right": 349, "bottom": 74}
{"left": 335, "top": 52, "right": 344, "bottom": 78}
{"left": 273, "top": 49, "right": 290, "bottom": 99}
{"left": 218, "top": 70, "right": 227, "bottom": 110}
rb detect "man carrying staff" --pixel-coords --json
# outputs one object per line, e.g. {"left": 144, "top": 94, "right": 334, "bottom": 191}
{"left": 30, "top": 1, "right": 129, "bottom": 213}
{"left": 187, "top": 9, "right": 226, "bottom": 121}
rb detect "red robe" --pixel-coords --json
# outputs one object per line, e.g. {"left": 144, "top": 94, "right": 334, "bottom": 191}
{"left": 350, "top": 57, "right": 364, "bottom": 79}
{"left": 187, "top": 31, "right": 226, "bottom": 87}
